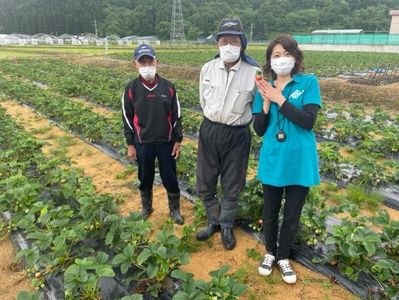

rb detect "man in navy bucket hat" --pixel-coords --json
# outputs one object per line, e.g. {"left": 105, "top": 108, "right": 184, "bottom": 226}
{"left": 196, "top": 17, "right": 259, "bottom": 250}
{"left": 122, "top": 44, "right": 184, "bottom": 225}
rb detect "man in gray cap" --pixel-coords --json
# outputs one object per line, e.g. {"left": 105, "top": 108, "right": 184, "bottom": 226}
{"left": 196, "top": 17, "right": 259, "bottom": 249}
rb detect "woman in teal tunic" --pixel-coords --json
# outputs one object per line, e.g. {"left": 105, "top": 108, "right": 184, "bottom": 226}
{"left": 253, "top": 34, "right": 322, "bottom": 284}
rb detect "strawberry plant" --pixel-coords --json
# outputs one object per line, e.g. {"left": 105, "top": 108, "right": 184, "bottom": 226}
{"left": 105, "top": 212, "right": 151, "bottom": 251}
{"left": 176, "top": 143, "right": 197, "bottom": 193}
{"left": 238, "top": 178, "right": 263, "bottom": 221}
{"left": 318, "top": 142, "right": 343, "bottom": 179}
{"left": 297, "top": 188, "right": 330, "bottom": 246}
{"left": 64, "top": 252, "right": 115, "bottom": 300}
{"left": 113, "top": 222, "right": 190, "bottom": 297}
{"left": 323, "top": 202, "right": 399, "bottom": 297}
{"left": 171, "top": 265, "right": 246, "bottom": 300}
{"left": 372, "top": 210, "right": 399, "bottom": 260}
{"left": 16, "top": 291, "right": 43, "bottom": 300}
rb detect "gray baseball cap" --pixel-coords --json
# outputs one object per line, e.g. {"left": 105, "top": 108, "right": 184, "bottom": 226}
{"left": 215, "top": 17, "right": 244, "bottom": 40}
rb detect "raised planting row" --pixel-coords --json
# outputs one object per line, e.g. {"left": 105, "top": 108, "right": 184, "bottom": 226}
{"left": 0, "top": 74, "right": 125, "bottom": 150}
{"left": 0, "top": 106, "right": 246, "bottom": 300}
{"left": 318, "top": 141, "right": 399, "bottom": 188}
{"left": 315, "top": 102, "right": 399, "bottom": 158}
{"left": 0, "top": 59, "right": 201, "bottom": 110}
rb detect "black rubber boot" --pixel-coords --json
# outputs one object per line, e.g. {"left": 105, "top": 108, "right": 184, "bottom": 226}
{"left": 221, "top": 228, "right": 236, "bottom": 250}
{"left": 140, "top": 190, "right": 153, "bottom": 219}
{"left": 196, "top": 224, "right": 220, "bottom": 241}
{"left": 167, "top": 192, "right": 184, "bottom": 225}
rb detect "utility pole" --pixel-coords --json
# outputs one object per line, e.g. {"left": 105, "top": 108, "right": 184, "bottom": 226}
{"left": 94, "top": 19, "right": 98, "bottom": 36}
{"left": 170, "top": 0, "right": 185, "bottom": 41}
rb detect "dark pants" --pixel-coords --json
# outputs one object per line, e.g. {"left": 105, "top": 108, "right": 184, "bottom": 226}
{"left": 262, "top": 184, "right": 309, "bottom": 260}
{"left": 135, "top": 142, "right": 179, "bottom": 194}
{"left": 196, "top": 118, "right": 251, "bottom": 229}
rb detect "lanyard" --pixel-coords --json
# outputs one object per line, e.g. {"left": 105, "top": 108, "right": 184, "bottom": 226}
{"left": 275, "top": 82, "right": 294, "bottom": 132}
{"left": 274, "top": 82, "right": 293, "bottom": 142}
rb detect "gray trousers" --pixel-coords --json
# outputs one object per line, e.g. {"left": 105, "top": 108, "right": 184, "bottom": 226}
{"left": 196, "top": 118, "right": 251, "bottom": 228}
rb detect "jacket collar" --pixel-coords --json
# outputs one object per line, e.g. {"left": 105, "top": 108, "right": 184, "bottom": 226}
{"left": 217, "top": 57, "right": 242, "bottom": 71}
{"left": 271, "top": 74, "right": 301, "bottom": 86}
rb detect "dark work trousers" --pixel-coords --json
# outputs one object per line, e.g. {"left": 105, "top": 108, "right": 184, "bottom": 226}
{"left": 196, "top": 118, "right": 251, "bottom": 229}
{"left": 135, "top": 141, "right": 179, "bottom": 194}
{"left": 262, "top": 184, "right": 309, "bottom": 261}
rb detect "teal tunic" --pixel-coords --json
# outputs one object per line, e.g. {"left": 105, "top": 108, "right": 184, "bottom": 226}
{"left": 252, "top": 74, "right": 322, "bottom": 187}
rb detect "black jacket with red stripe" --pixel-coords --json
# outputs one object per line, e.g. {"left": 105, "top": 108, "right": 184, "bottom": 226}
{"left": 122, "top": 75, "right": 183, "bottom": 145}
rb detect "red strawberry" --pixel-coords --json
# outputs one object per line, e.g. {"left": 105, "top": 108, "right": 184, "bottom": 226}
{"left": 255, "top": 70, "right": 263, "bottom": 81}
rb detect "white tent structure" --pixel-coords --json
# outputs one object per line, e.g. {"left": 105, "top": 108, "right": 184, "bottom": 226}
{"left": 122, "top": 35, "right": 139, "bottom": 41}
{"left": 0, "top": 34, "right": 30, "bottom": 45}
{"left": 137, "top": 36, "right": 160, "bottom": 45}
{"left": 0, "top": 33, "right": 161, "bottom": 46}
{"left": 121, "top": 35, "right": 138, "bottom": 45}
{"left": 14, "top": 34, "right": 32, "bottom": 40}
{"left": 59, "top": 34, "right": 73, "bottom": 41}
{"left": 82, "top": 33, "right": 99, "bottom": 44}
{"left": 33, "top": 33, "right": 56, "bottom": 44}
{"left": 58, "top": 34, "right": 75, "bottom": 44}
{"left": 105, "top": 34, "right": 120, "bottom": 41}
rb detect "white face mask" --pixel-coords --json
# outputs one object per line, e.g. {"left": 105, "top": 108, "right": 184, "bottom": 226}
{"left": 270, "top": 56, "right": 295, "bottom": 76}
{"left": 219, "top": 44, "right": 241, "bottom": 63}
{"left": 139, "top": 66, "right": 156, "bottom": 81}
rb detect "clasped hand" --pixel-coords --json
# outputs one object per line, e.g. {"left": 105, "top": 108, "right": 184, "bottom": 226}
{"left": 256, "top": 79, "right": 286, "bottom": 107}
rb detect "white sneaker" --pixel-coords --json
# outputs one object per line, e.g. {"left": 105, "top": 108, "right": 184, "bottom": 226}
{"left": 258, "top": 253, "right": 275, "bottom": 276}
{"left": 277, "top": 259, "right": 297, "bottom": 284}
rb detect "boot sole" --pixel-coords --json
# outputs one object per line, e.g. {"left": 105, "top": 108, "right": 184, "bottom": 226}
{"left": 222, "top": 238, "right": 236, "bottom": 250}
{"left": 196, "top": 228, "right": 220, "bottom": 241}
{"left": 173, "top": 218, "right": 185, "bottom": 225}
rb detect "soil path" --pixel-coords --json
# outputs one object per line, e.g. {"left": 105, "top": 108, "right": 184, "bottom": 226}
{"left": 0, "top": 237, "right": 34, "bottom": 300}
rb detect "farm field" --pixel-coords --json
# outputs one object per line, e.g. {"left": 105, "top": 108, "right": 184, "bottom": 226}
{"left": 0, "top": 46, "right": 398, "bottom": 300}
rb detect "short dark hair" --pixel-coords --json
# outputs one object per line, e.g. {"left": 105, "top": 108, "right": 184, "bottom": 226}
{"left": 263, "top": 34, "right": 304, "bottom": 80}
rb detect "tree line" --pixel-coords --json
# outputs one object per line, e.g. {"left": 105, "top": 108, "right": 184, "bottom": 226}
{"left": 0, "top": 0, "right": 398, "bottom": 39}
